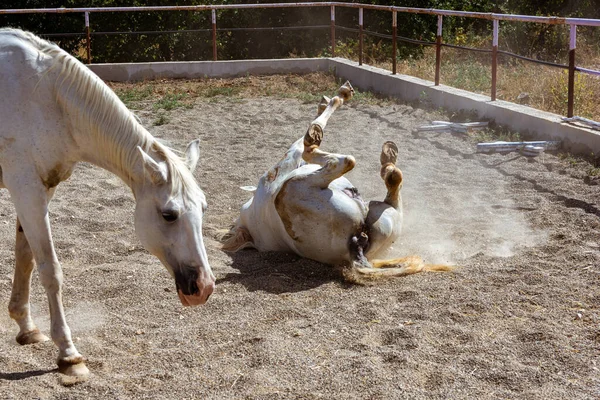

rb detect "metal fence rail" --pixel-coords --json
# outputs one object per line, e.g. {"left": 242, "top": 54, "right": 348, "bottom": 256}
{"left": 2, "top": 2, "right": 599, "bottom": 119}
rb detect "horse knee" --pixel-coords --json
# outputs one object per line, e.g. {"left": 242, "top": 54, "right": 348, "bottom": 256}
{"left": 8, "top": 300, "right": 26, "bottom": 320}
{"left": 38, "top": 263, "right": 63, "bottom": 293}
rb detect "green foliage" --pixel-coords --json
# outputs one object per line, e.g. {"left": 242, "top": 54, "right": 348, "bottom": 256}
{"left": 115, "top": 85, "right": 154, "bottom": 108}
{"left": 444, "top": 56, "right": 490, "bottom": 93}
{"left": 1, "top": 1, "right": 598, "bottom": 64}
{"left": 153, "top": 93, "right": 190, "bottom": 111}
{"left": 153, "top": 113, "right": 170, "bottom": 126}
{"left": 468, "top": 126, "right": 521, "bottom": 144}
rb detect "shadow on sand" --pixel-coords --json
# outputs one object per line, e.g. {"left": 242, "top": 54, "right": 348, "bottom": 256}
{"left": 219, "top": 249, "right": 346, "bottom": 294}
{"left": 0, "top": 368, "right": 56, "bottom": 381}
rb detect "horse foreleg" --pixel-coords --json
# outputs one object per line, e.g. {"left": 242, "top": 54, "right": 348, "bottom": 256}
{"left": 6, "top": 175, "right": 88, "bottom": 379}
{"left": 8, "top": 217, "right": 50, "bottom": 345}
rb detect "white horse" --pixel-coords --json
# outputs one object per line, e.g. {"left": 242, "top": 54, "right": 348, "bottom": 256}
{"left": 223, "top": 81, "right": 451, "bottom": 281}
{"left": 0, "top": 28, "right": 214, "bottom": 378}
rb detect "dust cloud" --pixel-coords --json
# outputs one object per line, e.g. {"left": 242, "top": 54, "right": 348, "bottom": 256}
{"left": 353, "top": 150, "right": 547, "bottom": 266}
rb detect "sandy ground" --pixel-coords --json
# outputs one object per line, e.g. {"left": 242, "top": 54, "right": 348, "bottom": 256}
{"left": 1, "top": 77, "right": 599, "bottom": 399}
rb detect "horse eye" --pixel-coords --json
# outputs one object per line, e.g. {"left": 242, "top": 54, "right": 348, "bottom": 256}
{"left": 161, "top": 210, "right": 179, "bottom": 222}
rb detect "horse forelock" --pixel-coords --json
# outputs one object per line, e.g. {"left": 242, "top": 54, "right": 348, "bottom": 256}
{"left": 145, "top": 140, "right": 206, "bottom": 212}
{"left": 152, "top": 142, "right": 206, "bottom": 209}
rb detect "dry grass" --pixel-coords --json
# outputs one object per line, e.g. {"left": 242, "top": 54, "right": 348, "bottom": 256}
{"left": 336, "top": 41, "right": 600, "bottom": 120}
{"left": 111, "top": 73, "right": 342, "bottom": 108}
{"left": 110, "top": 72, "right": 400, "bottom": 114}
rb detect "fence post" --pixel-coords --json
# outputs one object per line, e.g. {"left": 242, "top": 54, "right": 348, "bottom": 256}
{"left": 85, "top": 12, "right": 91, "bottom": 64}
{"left": 212, "top": 9, "right": 217, "bottom": 61}
{"left": 491, "top": 19, "right": 498, "bottom": 101}
{"left": 392, "top": 11, "right": 397, "bottom": 74}
{"left": 331, "top": 6, "right": 335, "bottom": 57}
{"left": 435, "top": 15, "right": 442, "bottom": 85}
{"left": 567, "top": 24, "right": 576, "bottom": 117}
{"left": 358, "top": 8, "right": 363, "bottom": 66}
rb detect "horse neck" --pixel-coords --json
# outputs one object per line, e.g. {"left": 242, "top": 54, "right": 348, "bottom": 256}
{"left": 53, "top": 61, "right": 152, "bottom": 186}
{"left": 77, "top": 110, "right": 153, "bottom": 187}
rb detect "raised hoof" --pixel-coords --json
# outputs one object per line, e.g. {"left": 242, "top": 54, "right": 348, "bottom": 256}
{"left": 317, "top": 96, "right": 330, "bottom": 116}
{"left": 380, "top": 141, "right": 399, "bottom": 166}
{"left": 16, "top": 329, "right": 50, "bottom": 345}
{"left": 338, "top": 81, "right": 354, "bottom": 101}
{"left": 304, "top": 125, "right": 323, "bottom": 148}
{"left": 58, "top": 357, "right": 89, "bottom": 384}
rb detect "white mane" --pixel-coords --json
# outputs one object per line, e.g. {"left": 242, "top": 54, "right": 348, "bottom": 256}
{"left": 0, "top": 28, "right": 204, "bottom": 205}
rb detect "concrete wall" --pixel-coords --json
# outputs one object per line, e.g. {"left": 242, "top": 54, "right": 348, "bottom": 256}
{"left": 89, "top": 58, "right": 600, "bottom": 155}
{"left": 88, "top": 58, "right": 331, "bottom": 81}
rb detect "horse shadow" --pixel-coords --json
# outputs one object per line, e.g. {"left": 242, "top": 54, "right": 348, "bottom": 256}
{"left": 219, "top": 249, "right": 346, "bottom": 294}
{"left": 0, "top": 368, "right": 56, "bottom": 381}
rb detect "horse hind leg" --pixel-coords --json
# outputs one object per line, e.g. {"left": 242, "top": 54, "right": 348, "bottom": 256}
{"left": 379, "top": 141, "right": 402, "bottom": 209}
{"left": 8, "top": 217, "right": 50, "bottom": 345}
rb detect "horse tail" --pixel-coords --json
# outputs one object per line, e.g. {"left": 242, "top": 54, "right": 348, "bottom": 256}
{"left": 221, "top": 225, "right": 255, "bottom": 252}
{"left": 341, "top": 255, "right": 453, "bottom": 284}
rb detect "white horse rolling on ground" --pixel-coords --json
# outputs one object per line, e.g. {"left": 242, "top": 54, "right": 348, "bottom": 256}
{"left": 223, "top": 81, "right": 451, "bottom": 281}
{"left": 0, "top": 28, "right": 214, "bottom": 379}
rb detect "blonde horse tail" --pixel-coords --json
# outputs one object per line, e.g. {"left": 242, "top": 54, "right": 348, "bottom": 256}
{"left": 221, "top": 226, "right": 255, "bottom": 252}
{"left": 341, "top": 255, "right": 453, "bottom": 284}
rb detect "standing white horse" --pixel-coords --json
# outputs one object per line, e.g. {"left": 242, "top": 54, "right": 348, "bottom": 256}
{"left": 223, "top": 81, "right": 451, "bottom": 281}
{"left": 0, "top": 28, "right": 214, "bottom": 378}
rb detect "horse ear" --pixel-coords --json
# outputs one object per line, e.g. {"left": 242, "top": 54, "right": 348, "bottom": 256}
{"left": 137, "top": 146, "right": 167, "bottom": 184}
{"left": 185, "top": 139, "right": 200, "bottom": 172}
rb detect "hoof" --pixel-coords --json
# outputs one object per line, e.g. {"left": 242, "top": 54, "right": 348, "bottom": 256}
{"left": 338, "top": 81, "right": 354, "bottom": 101}
{"left": 16, "top": 329, "right": 49, "bottom": 345}
{"left": 380, "top": 141, "right": 398, "bottom": 166}
{"left": 304, "top": 125, "right": 323, "bottom": 147}
{"left": 384, "top": 167, "right": 403, "bottom": 188}
{"left": 317, "top": 96, "right": 330, "bottom": 116}
{"left": 57, "top": 356, "right": 89, "bottom": 381}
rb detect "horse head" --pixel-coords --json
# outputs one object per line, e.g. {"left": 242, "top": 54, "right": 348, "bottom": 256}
{"left": 133, "top": 139, "right": 214, "bottom": 306}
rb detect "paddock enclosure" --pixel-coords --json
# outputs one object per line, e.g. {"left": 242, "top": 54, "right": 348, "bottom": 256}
{"left": 1, "top": 75, "right": 599, "bottom": 398}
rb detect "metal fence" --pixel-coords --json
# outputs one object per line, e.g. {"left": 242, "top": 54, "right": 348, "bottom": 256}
{"left": 2, "top": 2, "right": 599, "bottom": 118}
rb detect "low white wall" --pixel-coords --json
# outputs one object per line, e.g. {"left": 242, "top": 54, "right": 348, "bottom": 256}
{"left": 89, "top": 58, "right": 600, "bottom": 154}
{"left": 88, "top": 58, "right": 330, "bottom": 81}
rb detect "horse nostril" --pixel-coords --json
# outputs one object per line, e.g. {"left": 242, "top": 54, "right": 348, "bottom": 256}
{"left": 205, "top": 292, "right": 211, "bottom": 301}
{"left": 174, "top": 268, "right": 199, "bottom": 296}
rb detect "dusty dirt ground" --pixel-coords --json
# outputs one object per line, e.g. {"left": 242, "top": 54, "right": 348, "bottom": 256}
{"left": 1, "top": 75, "right": 599, "bottom": 399}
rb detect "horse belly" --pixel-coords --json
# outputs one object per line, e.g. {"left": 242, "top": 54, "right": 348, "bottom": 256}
{"left": 275, "top": 182, "right": 365, "bottom": 265}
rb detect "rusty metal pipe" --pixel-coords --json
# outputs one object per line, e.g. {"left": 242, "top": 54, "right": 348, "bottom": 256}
{"left": 434, "top": 15, "right": 442, "bottom": 85}
{"left": 2, "top": 4, "right": 599, "bottom": 27}
{"left": 392, "top": 11, "right": 397, "bottom": 74}
{"left": 491, "top": 19, "right": 498, "bottom": 101}
{"left": 212, "top": 9, "right": 217, "bottom": 61}
{"left": 85, "top": 12, "right": 91, "bottom": 64}
{"left": 358, "top": 8, "right": 363, "bottom": 66}
{"left": 567, "top": 25, "right": 576, "bottom": 117}
{"left": 330, "top": 5, "right": 335, "bottom": 57}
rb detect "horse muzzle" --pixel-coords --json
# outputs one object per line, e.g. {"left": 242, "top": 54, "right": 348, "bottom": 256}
{"left": 174, "top": 267, "right": 215, "bottom": 306}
